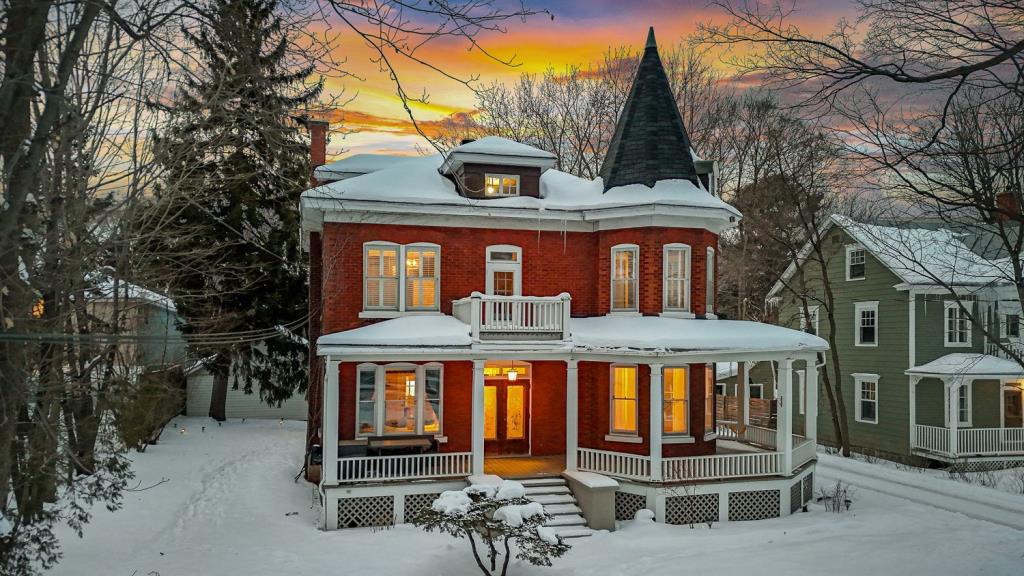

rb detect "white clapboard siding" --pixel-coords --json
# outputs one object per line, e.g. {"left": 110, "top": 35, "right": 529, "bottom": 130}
{"left": 186, "top": 369, "right": 307, "bottom": 420}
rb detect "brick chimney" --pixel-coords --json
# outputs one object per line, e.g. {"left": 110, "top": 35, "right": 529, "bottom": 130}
{"left": 308, "top": 119, "right": 329, "bottom": 186}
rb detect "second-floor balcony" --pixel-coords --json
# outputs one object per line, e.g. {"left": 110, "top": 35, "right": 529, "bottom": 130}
{"left": 452, "top": 292, "right": 571, "bottom": 341}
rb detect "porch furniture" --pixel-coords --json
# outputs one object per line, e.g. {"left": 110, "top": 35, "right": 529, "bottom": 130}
{"left": 366, "top": 435, "right": 436, "bottom": 456}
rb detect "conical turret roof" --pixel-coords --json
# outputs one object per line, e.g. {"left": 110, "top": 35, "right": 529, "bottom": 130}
{"left": 599, "top": 27, "right": 699, "bottom": 191}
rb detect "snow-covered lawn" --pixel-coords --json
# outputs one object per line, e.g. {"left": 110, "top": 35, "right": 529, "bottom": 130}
{"left": 52, "top": 418, "right": 1023, "bottom": 576}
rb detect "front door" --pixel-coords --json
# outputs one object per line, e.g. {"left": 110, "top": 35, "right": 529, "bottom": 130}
{"left": 485, "top": 245, "right": 522, "bottom": 297}
{"left": 1005, "top": 389, "right": 1023, "bottom": 428}
{"left": 484, "top": 378, "right": 530, "bottom": 455}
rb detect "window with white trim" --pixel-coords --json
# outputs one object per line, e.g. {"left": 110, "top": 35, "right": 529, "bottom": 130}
{"left": 663, "top": 244, "right": 691, "bottom": 312}
{"left": 663, "top": 367, "right": 689, "bottom": 435}
{"left": 355, "top": 363, "right": 444, "bottom": 437}
{"left": 363, "top": 242, "right": 440, "bottom": 312}
{"left": 704, "top": 364, "right": 715, "bottom": 434}
{"left": 799, "top": 305, "right": 820, "bottom": 335}
{"left": 1003, "top": 313, "right": 1020, "bottom": 338}
{"left": 610, "top": 365, "right": 638, "bottom": 435}
{"left": 943, "top": 301, "right": 971, "bottom": 347}
{"left": 611, "top": 245, "right": 638, "bottom": 312}
{"left": 705, "top": 247, "right": 716, "bottom": 315}
{"left": 484, "top": 173, "right": 520, "bottom": 197}
{"left": 854, "top": 374, "right": 879, "bottom": 424}
{"left": 957, "top": 383, "right": 971, "bottom": 426}
{"left": 749, "top": 382, "right": 764, "bottom": 399}
{"left": 364, "top": 243, "right": 399, "bottom": 310}
{"left": 854, "top": 301, "right": 878, "bottom": 347}
{"left": 846, "top": 245, "right": 866, "bottom": 280}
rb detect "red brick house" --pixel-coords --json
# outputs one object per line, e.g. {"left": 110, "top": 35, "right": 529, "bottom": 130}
{"left": 301, "top": 29, "right": 827, "bottom": 533}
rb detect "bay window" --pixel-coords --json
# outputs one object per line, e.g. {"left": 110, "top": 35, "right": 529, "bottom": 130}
{"left": 363, "top": 242, "right": 440, "bottom": 313}
{"left": 355, "top": 363, "right": 444, "bottom": 437}
{"left": 663, "top": 244, "right": 691, "bottom": 313}
{"left": 610, "top": 365, "right": 638, "bottom": 435}
{"left": 663, "top": 367, "right": 688, "bottom": 435}
{"left": 611, "top": 244, "right": 638, "bottom": 312}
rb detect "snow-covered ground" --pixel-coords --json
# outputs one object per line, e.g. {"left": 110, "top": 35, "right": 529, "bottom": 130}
{"left": 52, "top": 418, "right": 1023, "bottom": 576}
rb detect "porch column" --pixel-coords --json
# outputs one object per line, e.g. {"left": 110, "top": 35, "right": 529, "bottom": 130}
{"left": 565, "top": 359, "right": 579, "bottom": 471}
{"left": 472, "top": 359, "right": 486, "bottom": 475}
{"left": 945, "top": 377, "right": 960, "bottom": 457}
{"left": 740, "top": 361, "right": 751, "bottom": 433}
{"left": 806, "top": 356, "right": 818, "bottom": 443}
{"left": 649, "top": 363, "right": 663, "bottom": 481}
{"left": 322, "top": 358, "right": 340, "bottom": 487}
{"left": 776, "top": 358, "right": 794, "bottom": 474}
{"left": 909, "top": 376, "right": 920, "bottom": 449}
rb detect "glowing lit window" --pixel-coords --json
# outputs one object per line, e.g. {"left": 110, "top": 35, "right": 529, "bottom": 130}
{"left": 610, "top": 365, "right": 638, "bottom": 435}
{"left": 484, "top": 173, "right": 520, "bottom": 197}
{"left": 405, "top": 247, "right": 439, "bottom": 310}
{"left": 384, "top": 369, "right": 417, "bottom": 434}
{"left": 663, "top": 367, "right": 688, "bottom": 435}
{"left": 704, "top": 365, "right": 715, "bottom": 434}
{"left": 364, "top": 244, "right": 399, "bottom": 310}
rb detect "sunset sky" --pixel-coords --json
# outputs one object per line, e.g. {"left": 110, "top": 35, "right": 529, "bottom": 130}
{"left": 322, "top": 0, "right": 858, "bottom": 159}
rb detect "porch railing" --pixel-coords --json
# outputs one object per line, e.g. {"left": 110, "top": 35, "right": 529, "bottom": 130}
{"left": 337, "top": 452, "right": 473, "bottom": 483}
{"left": 662, "top": 452, "right": 782, "bottom": 482}
{"left": 715, "top": 423, "right": 777, "bottom": 449}
{"left": 577, "top": 448, "right": 651, "bottom": 481}
{"left": 984, "top": 340, "right": 1024, "bottom": 360}
{"left": 912, "top": 424, "right": 950, "bottom": 454}
{"left": 452, "top": 292, "right": 570, "bottom": 340}
{"left": 792, "top": 436, "right": 817, "bottom": 470}
{"left": 959, "top": 427, "right": 1024, "bottom": 455}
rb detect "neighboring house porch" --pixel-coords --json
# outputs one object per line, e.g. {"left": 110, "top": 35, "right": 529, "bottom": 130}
{"left": 907, "top": 354, "right": 1024, "bottom": 463}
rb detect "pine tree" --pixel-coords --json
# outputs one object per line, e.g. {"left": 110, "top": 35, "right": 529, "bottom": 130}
{"left": 151, "top": 0, "right": 321, "bottom": 420}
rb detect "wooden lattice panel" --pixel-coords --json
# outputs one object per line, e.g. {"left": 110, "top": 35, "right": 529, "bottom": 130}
{"left": 802, "top": 474, "right": 814, "bottom": 505}
{"left": 615, "top": 491, "right": 647, "bottom": 521}
{"left": 728, "top": 489, "right": 780, "bottom": 521}
{"left": 790, "top": 482, "right": 803, "bottom": 514}
{"left": 337, "top": 495, "right": 394, "bottom": 529}
{"left": 665, "top": 493, "right": 719, "bottom": 525}
{"left": 403, "top": 493, "right": 441, "bottom": 523}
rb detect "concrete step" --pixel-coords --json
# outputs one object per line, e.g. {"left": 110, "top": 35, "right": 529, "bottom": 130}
{"left": 529, "top": 493, "right": 575, "bottom": 506}
{"left": 543, "top": 503, "right": 582, "bottom": 516}
{"left": 518, "top": 478, "right": 566, "bottom": 487}
{"left": 524, "top": 485, "right": 572, "bottom": 496}
{"left": 544, "top": 514, "right": 586, "bottom": 527}
{"left": 552, "top": 527, "right": 594, "bottom": 539}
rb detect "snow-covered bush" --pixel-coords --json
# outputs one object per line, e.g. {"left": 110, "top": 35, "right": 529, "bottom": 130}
{"left": 413, "top": 480, "right": 570, "bottom": 576}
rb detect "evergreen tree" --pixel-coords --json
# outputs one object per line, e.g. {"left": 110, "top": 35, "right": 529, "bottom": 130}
{"left": 151, "top": 0, "right": 321, "bottom": 420}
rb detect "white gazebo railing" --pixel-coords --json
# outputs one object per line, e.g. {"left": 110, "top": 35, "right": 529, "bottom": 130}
{"left": 338, "top": 452, "right": 473, "bottom": 483}
{"left": 662, "top": 452, "right": 782, "bottom": 482}
{"left": 453, "top": 292, "right": 571, "bottom": 340}
{"left": 577, "top": 448, "right": 651, "bottom": 481}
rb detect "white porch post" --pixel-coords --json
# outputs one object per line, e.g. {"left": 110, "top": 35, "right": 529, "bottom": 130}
{"left": 565, "top": 359, "right": 579, "bottom": 471}
{"left": 909, "top": 376, "right": 920, "bottom": 450}
{"left": 805, "top": 356, "right": 818, "bottom": 444}
{"left": 776, "top": 358, "right": 794, "bottom": 474}
{"left": 999, "top": 380, "right": 1007, "bottom": 428}
{"left": 322, "top": 358, "right": 340, "bottom": 487}
{"left": 741, "top": 361, "right": 752, "bottom": 432}
{"left": 945, "top": 377, "right": 960, "bottom": 457}
{"left": 649, "top": 363, "right": 663, "bottom": 481}
{"left": 472, "top": 359, "right": 486, "bottom": 475}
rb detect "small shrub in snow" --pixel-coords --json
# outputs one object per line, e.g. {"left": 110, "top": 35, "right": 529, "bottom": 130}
{"left": 414, "top": 480, "right": 571, "bottom": 576}
{"left": 633, "top": 509, "right": 655, "bottom": 522}
{"left": 817, "top": 480, "right": 853, "bottom": 513}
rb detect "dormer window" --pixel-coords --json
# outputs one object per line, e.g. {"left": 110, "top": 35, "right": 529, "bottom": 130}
{"left": 485, "top": 174, "right": 520, "bottom": 197}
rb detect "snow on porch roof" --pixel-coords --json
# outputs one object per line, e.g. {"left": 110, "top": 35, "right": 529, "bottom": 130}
{"left": 317, "top": 314, "right": 827, "bottom": 354}
{"left": 905, "top": 353, "right": 1024, "bottom": 378}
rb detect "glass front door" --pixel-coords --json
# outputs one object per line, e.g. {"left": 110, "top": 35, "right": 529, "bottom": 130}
{"left": 483, "top": 369, "right": 530, "bottom": 455}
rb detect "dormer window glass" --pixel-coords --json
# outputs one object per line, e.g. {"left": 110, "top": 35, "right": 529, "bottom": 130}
{"left": 484, "top": 173, "right": 520, "bottom": 197}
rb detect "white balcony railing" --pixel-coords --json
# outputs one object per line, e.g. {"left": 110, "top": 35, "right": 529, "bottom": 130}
{"left": 913, "top": 424, "right": 1024, "bottom": 457}
{"left": 453, "top": 292, "right": 570, "bottom": 340}
{"left": 792, "top": 436, "right": 817, "bottom": 471}
{"left": 577, "top": 448, "right": 651, "bottom": 481}
{"left": 662, "top": 452, "right": 782, "bottom": 482}
{"left": 985, "top": 340, "right": 1024, "bottom": 360}
{"left": 338, "top": 452, "right": 473, "bottom": 483}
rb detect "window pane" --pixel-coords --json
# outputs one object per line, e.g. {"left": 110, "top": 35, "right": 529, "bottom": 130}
{"left": 611, "top": 366, "right": 637, "bottom": 433}
{"left": 506, "top": 385, "right": 525, "bottom": 439}
{"left": 384, "top": 370, "right": 416, "bottom": 434}
{"left": 663, "top": 368, "right": 688, "bottom": 434}
{"left": 490, "top": 251, "right": 518, "bottom": 262}
{"left": 484, "top": 386, "right": 497, "bottom": 439}
{"left": 704, "top": 366, "right": 714, "bottom": 433}
{"left": 861, "top": 400, "right": 876, "bottom": 421}
{"left": 493, "top": 271, "right": 515, "bottom": 296}
{"left": 366, "top": 279, "right": 381, "bottom": 307}
{"left": 424, "top": 368, "right": 441, "bottom": 433}
{"left": 357, "top": 369, "right": 376, "bottom": 435}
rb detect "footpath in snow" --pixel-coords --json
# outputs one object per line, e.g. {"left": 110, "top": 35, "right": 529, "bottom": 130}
{"left": 49, "top": 418, "right": 1023, "bottom": 576}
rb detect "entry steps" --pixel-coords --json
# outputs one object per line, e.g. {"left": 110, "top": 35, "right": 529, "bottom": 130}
{"left": 519, "top": 477, "right": 594, "bottom": 538}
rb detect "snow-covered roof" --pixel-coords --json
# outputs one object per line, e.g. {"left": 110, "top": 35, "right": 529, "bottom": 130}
{"left": 317, "top": 314, "right": 826, "bottom": 354}
{"left": 905, "top": 353, "right": 1024, "bottom": 378}
{"left": 88, "top": 274, "right": 176, "bottom": 312}
{"left": 834, "top": 215, "right": 1007, "bottom": 287}
{"left": 449, "top": 136, "right": 556, "bottom": 159}
{"left": 303, "top": 154, "right": 740, "bottom": 217}
{"left": 313, "top": 153, "right": 414, "bottom": 182}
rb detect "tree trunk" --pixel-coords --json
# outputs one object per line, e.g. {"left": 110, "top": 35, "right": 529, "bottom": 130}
{"left": 209, "top": 353, "right": 231, "bottom": 421}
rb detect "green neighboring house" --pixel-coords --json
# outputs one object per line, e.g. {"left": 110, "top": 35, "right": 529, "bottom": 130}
{"left": 727, "top": 215, "right": 1024, "bottom": 466}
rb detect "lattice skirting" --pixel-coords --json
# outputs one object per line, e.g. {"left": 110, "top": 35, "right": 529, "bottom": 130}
{"left": 403, "top": 493, "right": 441, "bottom": 523}
{"left": 615, "top": 491, "right": 647, "bottom": 521}
{"left": 665, "top": 493, "right": 719, "bottom": 525}
{"left": 337, "top": 495, "right": 395, "bottom": 529}
{"left": 789, "top": 482, "right": 803, "bottom": 514}
{"left": 728, "top": 489, "right": 781, "bottom": 522}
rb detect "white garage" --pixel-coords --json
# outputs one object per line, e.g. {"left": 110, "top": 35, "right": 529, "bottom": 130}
{"left": 185, "top": 364, "right": 308, "bottom": 421}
